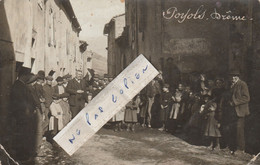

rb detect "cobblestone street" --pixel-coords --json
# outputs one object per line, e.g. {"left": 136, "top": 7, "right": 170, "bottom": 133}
{"left": 35, "top": 125, "right": 257, "bottom": 165}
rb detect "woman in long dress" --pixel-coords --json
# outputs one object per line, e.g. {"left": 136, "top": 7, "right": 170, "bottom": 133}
{"left": 52, "top": 76, "right": 71, "bottom": 130}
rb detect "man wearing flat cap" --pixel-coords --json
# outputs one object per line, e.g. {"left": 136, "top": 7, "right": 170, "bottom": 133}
{"left": 62, "top": 74, "right": 72, "bottom": 88}
{"left": 43, "top": 76, "right": 54, "bottom": 109}
{"left": 228, "top": 69, "right": 250, "bottom": 154}
{"left": 34, "top": 71, "right": 49, "bottom": 134}
{"left": 34, "top": 70, "right": 45, "bottom": 102}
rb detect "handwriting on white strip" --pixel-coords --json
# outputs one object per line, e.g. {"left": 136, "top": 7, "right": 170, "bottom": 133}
{"left": 54, "top": 54, "right": 159, "bottom": 155}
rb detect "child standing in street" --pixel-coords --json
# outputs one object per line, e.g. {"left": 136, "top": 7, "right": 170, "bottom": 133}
{"left": 125, "top": 98, "right": 138, "bottom": 132}
{"left": 111, "top": 107, "right": 125, "bottom": 132}
{"left": 159, "top": 84, "right": 172, "bottom": 131}
{"left": 203, "top": 101, "right": 221, "bottom": 150}
{"left": 168, "top": 89, "right": 182, "bottom": 133}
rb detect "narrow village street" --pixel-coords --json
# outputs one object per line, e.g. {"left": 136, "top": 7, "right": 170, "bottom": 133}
{"left": 1, "top": 1, "right": 260, "bottom": 165}
{"left": 35, "top": 124, "right": 256, "bottom": 165}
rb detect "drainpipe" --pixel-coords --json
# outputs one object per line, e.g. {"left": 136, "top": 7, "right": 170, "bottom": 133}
{"left": 44, "top": 0, "right": 47, "bottom": 71}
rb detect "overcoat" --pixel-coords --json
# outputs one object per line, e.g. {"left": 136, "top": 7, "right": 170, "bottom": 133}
{"left": 231, "top": 80, "right": 250, "bottom": 117}
{"left": 66, "top": 78, "right": 86, "bottom": 107}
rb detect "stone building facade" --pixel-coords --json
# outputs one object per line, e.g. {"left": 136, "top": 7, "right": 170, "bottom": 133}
{"left": 104, "top": 14, "right": 126, "bottom": 77}
{"left": 105, "top": 0, "right": 260, "bottom": 153}
{"left": 106, "top": 0, "right": 258, "bottom": 91}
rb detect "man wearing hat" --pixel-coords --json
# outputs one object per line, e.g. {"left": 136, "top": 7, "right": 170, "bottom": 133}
{"left": 228, "top": 69, "right": 250, "bottom": 154}
{"left": 34, "top": 71, "right": 48, "bottom": 135}
{"left": 62, "top": 74, "right": 72, "bottom": 88}
{"left": 34, "top": 70, "right": 45, "bottom": 102}
{"left": 26, "top": 73, "right": 44, "bottom": 154}
{"left": 43, "top": 76, "right": 54, "bottom": 110}
{"left": 66, "top": 70, "right": 86, "bottom": 118}
{"left": 10, "top": 72, "right": 37, "bottom": 162}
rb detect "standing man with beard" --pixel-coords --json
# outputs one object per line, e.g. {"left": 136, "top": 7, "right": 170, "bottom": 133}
{"left": 228, "top": 70, "right": 250, "bottom": 155}
{"left": 66, "top": 70, "right": 86, "bottom": 118}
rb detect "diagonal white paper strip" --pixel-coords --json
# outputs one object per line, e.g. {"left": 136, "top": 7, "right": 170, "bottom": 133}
{"left": 54, "top": 54, "right": 159, "bottom": 155}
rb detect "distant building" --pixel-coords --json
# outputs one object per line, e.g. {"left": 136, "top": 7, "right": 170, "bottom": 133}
{"left": 91, "top": 51, "right": 107, "bottom": 76}
{"left": 80, "top": 40, "right": 92, "bottom": 76}
{"left": 104, "top": 14, "right": 126, "bottom": 77}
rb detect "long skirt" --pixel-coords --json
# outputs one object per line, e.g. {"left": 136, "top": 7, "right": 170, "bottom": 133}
{"left": 111, "top": 107, "right": 125, "bottom": 122}
{"left": 204, "top": 112, "right": 221, "bottom": 137}
{"left": 159, "top": 106, "right": 170, "bottom": 122}
{"left": 125, "top": 109, "right": 137, "bottom": 123}
{"left": 50, "top": 102, "right": 64, "bottom": 130}
{"left": 59, "top": 100, "right": 71, "bottom": 126}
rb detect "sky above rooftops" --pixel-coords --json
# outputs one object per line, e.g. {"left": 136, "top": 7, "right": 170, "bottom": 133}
{"left": 71, "top": 0, "right": 125, "bottom": 57}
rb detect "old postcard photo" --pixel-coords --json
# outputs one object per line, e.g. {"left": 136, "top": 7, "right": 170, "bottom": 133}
{"left": 0, "top": 0, "right": 259, "bottom": 164}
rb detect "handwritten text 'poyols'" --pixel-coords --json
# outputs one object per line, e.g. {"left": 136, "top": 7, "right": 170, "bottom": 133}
{"left": 54, "top": 54, "right": 159, "bottom": 155}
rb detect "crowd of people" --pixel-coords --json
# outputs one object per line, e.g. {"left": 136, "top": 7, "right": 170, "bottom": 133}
{"left": 109, "top": 70, "right": 250, "bottom": 156}
{"left": 8, "top": 67, "right": 250, "bottom": 163}
{"left": 9, "top": 68, "right": 111, "bottom": 163}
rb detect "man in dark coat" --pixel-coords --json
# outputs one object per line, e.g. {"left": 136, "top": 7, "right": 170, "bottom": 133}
{"left": 10, "top": 73, "right": 37, "bottom": 162}
{"left": 34, "top": 71, "right": 49, "bottom": 133}
{"left": 66, "top": 70, "right": 86, "bottom": 118}
{"left": 228, "top": 70, "right": 250, "bottom": 154}
{"left": 43, "top": 76, "right": 54, "bottom": 110}
{"left": 27, "top": 73, "right": 43, "bottom": 154}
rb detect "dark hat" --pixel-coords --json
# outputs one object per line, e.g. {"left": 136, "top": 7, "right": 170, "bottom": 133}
{"left": 215, "top": 76, "right": 224, "bottom": 82}
{"left": 76, "top": 69, "right": 82, "bottom": 73}
{"left": 202, "top": 94, "right": 211, "bottom": 99}
{"left": 229, "top": 69, "right": 240, "bottom": 76}
{"left": 37, "top": 70, "right": 45, "bottom": 80}
{"left": 163, "top": 83, "right": 170, "bottom": 88}
{"left": 48, "top": 70, "right": 55, "bottom": 76}
{"left": 37, "top": 70, "right": 45, "bottom": 77}
{"left": 56, "top": 76, "right": 63, "bottom": 82}
{"left": 27, "top": 73, "right": 38, "bottom": 84}
{"left": 88, "top": 68, "right": 95, "bottom": 75}
{"left": 194, "top": 93, "right": 201, "bottom": 97}
{"left": 46, "top": 76, "right": 53, "bottom": 81}
{"left": 94, "top": 74, "right": 100, "bottom": 78}
{"left": 63, "top": 74, "right": 72, "bottom": 79}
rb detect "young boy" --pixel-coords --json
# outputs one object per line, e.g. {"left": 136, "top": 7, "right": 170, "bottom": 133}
{"left": 159, "top": 84, "right": 172, "bottom": 131}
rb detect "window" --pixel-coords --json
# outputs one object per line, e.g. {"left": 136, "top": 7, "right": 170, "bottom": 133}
{"left": 66, "top": 30, "right": 70, "bottom": 55}
{"left": 31, "top": 29, "right": 37, "bottom": 48}
{"left": 38, "top": 0, "right": 44, "bottom": 10}
{"left": 48, "top": 8, "right": 56, "bottom": 47}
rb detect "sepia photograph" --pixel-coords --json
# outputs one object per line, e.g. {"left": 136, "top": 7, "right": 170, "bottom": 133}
{"left": 0, "top": 0, "right": 260, "bottom": 164}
